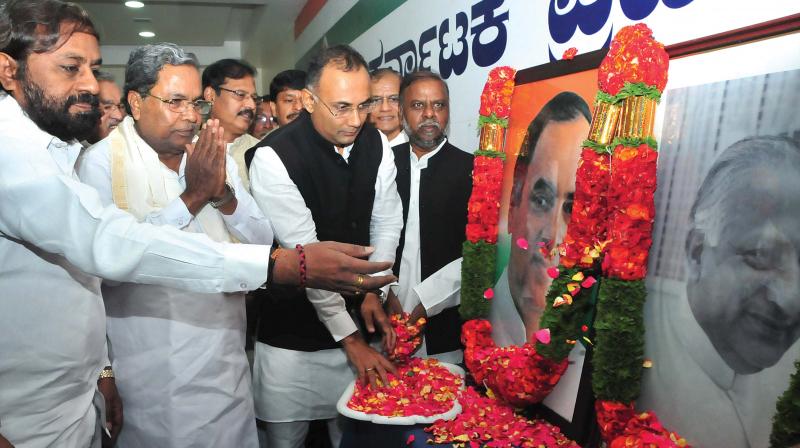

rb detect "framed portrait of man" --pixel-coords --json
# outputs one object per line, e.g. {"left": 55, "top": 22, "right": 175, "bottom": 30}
{"left": 489, "top": 50, "right": 608, "bottom": 445}
{"left": 639, "top": 29, "right": 800, "bottom": 448}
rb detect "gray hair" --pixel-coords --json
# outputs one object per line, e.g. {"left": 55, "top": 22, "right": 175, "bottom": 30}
{"left": 95, "top": 70, "right": 115, "bottom": 83}
{"left": 689, "top": 136, "right": 800, "bottom": 247}
{"left": 123, "top": 42, "right": 197, "bottom": 114}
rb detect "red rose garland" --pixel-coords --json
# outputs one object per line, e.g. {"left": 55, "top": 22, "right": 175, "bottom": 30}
{"left": 461, "top": 66, "right": 516, "bottom": 320}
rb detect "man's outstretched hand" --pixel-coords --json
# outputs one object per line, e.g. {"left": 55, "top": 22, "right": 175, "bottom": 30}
{"left": 272, "top": 242, "right": 396, "bottom": 294}
{"left": 341, "top": 332, "right": 397, "bottom": 389}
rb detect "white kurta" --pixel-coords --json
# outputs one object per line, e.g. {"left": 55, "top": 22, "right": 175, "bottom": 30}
{"left": 395, "top": 140, "right": 463, "bottom": 364}
{"left": 78, "top": 123, "right": 273, "bottom": 448}
{"left": 639, "top": 277, "right": 800, "bottom": 448}
{"left": 248, "top": 130, "right": 402, "bottom": 421}
{"left": 0, "top": 94, "right": 269, "bottom": 447}
{"left": 387, "top": 130, "right": 409, "bottom": 148}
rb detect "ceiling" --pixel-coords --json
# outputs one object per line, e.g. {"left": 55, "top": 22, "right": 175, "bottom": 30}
{"left": 74, "top": 0, "right": 301, "bottom": 47}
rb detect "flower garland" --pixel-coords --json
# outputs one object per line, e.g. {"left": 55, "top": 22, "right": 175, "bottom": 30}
{"left": 531, "top": 24, "right": 690, "bottom": 446}
{"left": 460, "top": 66, "right": 516, "bottom": 320}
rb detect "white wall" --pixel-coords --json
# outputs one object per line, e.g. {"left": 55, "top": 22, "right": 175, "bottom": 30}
{"left": 295, "top": 0, "right": 799, "bottom": 152}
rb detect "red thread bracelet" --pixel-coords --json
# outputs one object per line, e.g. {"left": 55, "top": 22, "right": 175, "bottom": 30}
{"left": 296, "top": 244, "right": 306, "bottom": 287}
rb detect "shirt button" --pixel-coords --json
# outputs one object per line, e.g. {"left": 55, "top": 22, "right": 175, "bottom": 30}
{"left": 240, "top": 282, "right": 247, "bottom": 289}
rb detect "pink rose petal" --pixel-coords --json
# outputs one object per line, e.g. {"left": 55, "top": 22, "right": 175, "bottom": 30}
{"left": 535, "top": 328, "right": 551, "bottom": 344}
{"left": 516, "top": 237, "right": 529, "bottom": 250}
{"left": 546, "top": 266, "right": 559, "bottom": 279}
{"left": 581, "top": 276, "right": 597, "bottom": 288}
{"left": 407, "top": 434, "right": 415, "bottom": 445}
{"left": 483, "top": 288, "right": 494, "bottom": 300}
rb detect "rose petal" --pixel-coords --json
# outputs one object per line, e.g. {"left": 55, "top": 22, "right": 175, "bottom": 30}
{"left": 581, "top": 325, "right": 589, "bottom": 332}
{"left": 571, "top": 272, "right": 585, "bottom": 282}
{"left": 516, "top": 237, "right": 529, "bottom": 250}
{"left": 407, "top": 434, "right": 415, "bottom": 445}
{"left": 546, "top": 266, "right": 559, "bottom": 279}
{"left": 483, "top": 288, "right": 494, "bottom": 300}
{"left": 581, "top": 276, "right": 597, "bottom": 288}
{"left": 535, "top": 328, "right": 551, "bottom": 344}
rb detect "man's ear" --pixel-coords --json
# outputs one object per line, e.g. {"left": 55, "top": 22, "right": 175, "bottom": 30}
{"left": 268, "top": 100, "right": 278, "bottom": 118}
{"left": 203, "top": 86, "right": 216, "bottom": 102}
{"left": 127, "top": 90, "right": 143, "bottom": 120}
{"left": 301, "top": 89, "right": 315, "bottom": 113}
{"left": 685, "top": 228, "right": 705, "bottom": 278}
{"left": 0, "top": 53, "right": 19, "bottom": 94}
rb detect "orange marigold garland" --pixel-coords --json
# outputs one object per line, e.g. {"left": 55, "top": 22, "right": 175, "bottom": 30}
{"left": 461, "top": 66, "right": 515, "bottom": 320}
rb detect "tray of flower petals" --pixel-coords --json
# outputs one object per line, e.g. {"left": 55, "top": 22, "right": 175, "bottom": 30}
{"left": 337, "top": 357, "right": 465, "bottom": 425}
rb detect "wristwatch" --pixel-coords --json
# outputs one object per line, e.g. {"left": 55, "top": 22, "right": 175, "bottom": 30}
{"left": 370, "top": 289, "right": 387, "bottom": 305}
{"left": 209, "top": 182, "right": 235, "bottom": 209}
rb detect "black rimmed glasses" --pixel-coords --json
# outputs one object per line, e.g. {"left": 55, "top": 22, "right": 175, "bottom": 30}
{"left": 218, "top": 86, "right": 262, "bottom": 104}
{"left": 142, "top": 92, "right": 212, "bottom": 115}
{"left": 307, "top": 90, "right": 377, "bottom": 119}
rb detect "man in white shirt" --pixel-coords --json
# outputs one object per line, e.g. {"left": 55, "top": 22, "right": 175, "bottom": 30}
{"left": 369, "top": 68, "right": 408, "bottom": 148}
{"left": 78, "top": 43, "right": 271, "bottom": 448}
{"left": 385, "top": 70, "right": 472, "bottom": 364}
{"left": 247, "top": 44, "right": 402, "bottom": 448}
{"left": 0, "top": 2, "right": 395, "bottom": 446}
{"left": 202, "top": 58, "right": 262, "bottom": 190}
{"left": 639, "top": 136, "right": 800, "bottom": 448}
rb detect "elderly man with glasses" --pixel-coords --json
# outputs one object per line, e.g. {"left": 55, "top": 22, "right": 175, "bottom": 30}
{"left": 202, "top": 58, "right": 262, "bottom": 190}
{"left": 78, "top": 43, "right": 273, "bottom": 448}
{"left": 245, "top": 44, "right": 402, "bottom": 448}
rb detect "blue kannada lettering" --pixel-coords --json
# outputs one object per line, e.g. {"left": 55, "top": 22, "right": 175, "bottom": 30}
{"left": 367, "top": 0, "right": 509, "bottom": 79}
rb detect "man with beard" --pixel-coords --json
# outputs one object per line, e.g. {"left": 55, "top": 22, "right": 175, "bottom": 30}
{"left": 0, "top": 2, "right": 396, "bottom": 446}
{"left": 369, "top": 68, "right": 407, "bottom": 147}
{"left": 385, "top": 70, "right": 472, "bottom": 363}
{"left": 489, "top": 92, "right": 590, "bottom": 347}
{"left": 246, "top": 45, "right": 402, "bottom": 448}
{"left": 639, "top": 136, "right": 800, "bottom": 448}
{"left": 85, "top": 70, "right": 124, "bottom": 144}
{"left": 268, "top": 69, "right": 305, "bottom": 127}
{"left": 203, "top": 58, "right": 261, "bottom": 190}
{"left": 78, "top": 44, "right": 271, "bottom": 447}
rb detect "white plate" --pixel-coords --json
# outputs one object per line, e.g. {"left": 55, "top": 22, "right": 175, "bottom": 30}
{"left": 337, "top": 362, "right": 465, "bottom": 426}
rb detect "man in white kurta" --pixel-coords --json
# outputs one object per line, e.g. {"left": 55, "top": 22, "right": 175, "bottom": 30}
{"left": 79, "top": 114, "right": 272, "bottom": 447}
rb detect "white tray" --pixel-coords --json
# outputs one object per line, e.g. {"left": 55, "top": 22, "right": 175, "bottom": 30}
{"left": 337, "top": 362, "right": 465, "bottom": 425}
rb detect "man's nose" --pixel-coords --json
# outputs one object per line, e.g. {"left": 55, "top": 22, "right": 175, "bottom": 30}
{"left": 379, "top": 98, "right": 392, "bottom": 112}
{"left": 79, "top": 68, "right": 100, "bottom": 96}
{"left": 772, "top": 249, "right": 800, "bottom": 316}
{"left": 422, "top": 103, "right": 435, "bottom": 118}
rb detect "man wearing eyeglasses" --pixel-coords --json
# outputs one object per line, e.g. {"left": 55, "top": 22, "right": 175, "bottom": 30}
{"left": 78, "top": 43, "right": 272, "bottom": 448}
{"left": 202, "top": 58, "right": 261, "bottom": 190}
{"left": 246, "top": 45, "right": 402, "bottom": 448}
{"left": 369, "top": 68, "right": 408, "bottom": 148}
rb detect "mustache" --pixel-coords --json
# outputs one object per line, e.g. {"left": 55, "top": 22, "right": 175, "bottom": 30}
{"left": 66, "top": 92, "right": 100, "bottom": 111}
{"left": 238, "top": 108, "right": 255, "bottom": 119}
{"left": 415, "top": 119, "right": 440, "bottom": 130}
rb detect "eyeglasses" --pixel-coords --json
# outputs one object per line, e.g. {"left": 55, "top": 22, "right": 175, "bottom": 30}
{"left": 219, "top": 86, "right": 262, "bottom": 104}
{"left": 371, "top": 95, "right": 400, "bottom": 107}
{"left": 142, "top": 92, "right": 212, "bottom": 115}
{"left": 307, "top": 90, "right": 377, "bottom": 119}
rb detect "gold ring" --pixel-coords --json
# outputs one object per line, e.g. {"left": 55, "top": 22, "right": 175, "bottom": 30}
{"left": 365, "top": 367, "right": 376, "bottom": 372}
{"left": 355, "top": 274, "right": 365, "bottom": 287}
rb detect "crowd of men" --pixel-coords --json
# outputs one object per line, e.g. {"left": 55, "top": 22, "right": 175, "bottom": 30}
{"left": 0, "top": 1, "right": 473, "bottom": 447}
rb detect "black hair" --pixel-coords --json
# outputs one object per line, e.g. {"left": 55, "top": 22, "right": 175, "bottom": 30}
{"left": 202, "top": 58, "right": 255, "bottom": 93}
{"left": 269, "top": 69, "right": 306, "bottom": 100}
{"left": 0, "top": 0, "right": 98, "bottom": 93}
{"left": 510, "top": 92, "right": 591, "bottom": 207}
{"left": 399, "top": 70, "right": 448, "bottom": 102}
{"left": 305, "top": 44, "right": 366, "bottom": 90}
